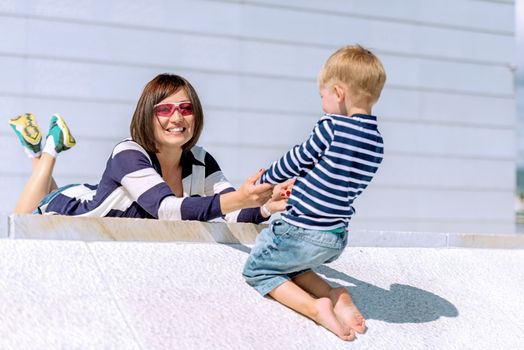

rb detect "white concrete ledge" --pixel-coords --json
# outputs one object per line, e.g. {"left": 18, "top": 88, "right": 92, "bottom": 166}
{"left": 8, "top": 214, "right": 266, "bottom": 244}
{"left": 1, "top": 240, "right": 523, "bottom": 349}
{"left": 2, "top": 216, "right": 524, "bottom": 348}
{"left": 6, "top": 214, "right": 524, "bottom": 249}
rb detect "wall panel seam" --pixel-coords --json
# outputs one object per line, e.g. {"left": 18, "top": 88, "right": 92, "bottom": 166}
{"left": 0, "top": 102, "right": 515, "bottom": 132}
{"left": 0, "top": 171, "right": 516, "bottom": 193}
{"left": 1, "top": 7, "right": 514, "bottom": 37}
{"left": 0, "top": 57, "right": 514, "bottom": 99}
{"left": 0, "top": 133, "right": 517, "bottom": 161}
{"left": 221, "top": 182, "right": 516, "bottom": 193}
{"left": 0, "top": 12, "right": 514, "bottom": 67}
{"left": 354, "top": 218, "right": 513, "bottom": 223}
{"left": 202, "top": 0, "right": 515, "bottom": 35}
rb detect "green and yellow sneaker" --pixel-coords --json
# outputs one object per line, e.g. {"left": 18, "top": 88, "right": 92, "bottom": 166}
{"left": 47, "top": 114, "right": 76, "bottom": 153}
{"left": 8, "top": 113, "right": 42, "bottom": 157}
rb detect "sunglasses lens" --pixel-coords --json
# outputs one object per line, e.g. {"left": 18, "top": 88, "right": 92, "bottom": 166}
{"left": 178, "top": 103, "right": 193, "bottom": 116}
{"left": 154, "top": 104, "right": 175, "bottom": 117}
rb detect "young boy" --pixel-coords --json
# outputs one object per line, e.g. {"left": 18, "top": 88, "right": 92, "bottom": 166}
{"left": 242, "top": 45, "right": 386, "bottom": 341}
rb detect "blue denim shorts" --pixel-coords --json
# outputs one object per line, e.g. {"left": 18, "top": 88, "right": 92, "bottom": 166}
{"left": 242, "top": 219, "right": 348, "bottom": 296}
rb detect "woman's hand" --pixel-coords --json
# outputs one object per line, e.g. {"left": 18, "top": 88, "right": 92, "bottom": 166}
{"left": 238, "top": 169, "right": 274, "bottom": 207}
{"left": 220, "top": 169, "right": 273, "bottom": 214}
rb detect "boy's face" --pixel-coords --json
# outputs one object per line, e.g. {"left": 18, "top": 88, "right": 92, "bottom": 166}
{"left": 319, "top": 84, "right": 343, "bottom": 115}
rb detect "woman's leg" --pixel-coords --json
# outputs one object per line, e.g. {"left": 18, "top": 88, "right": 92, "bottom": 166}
{"left": 15, "top": 154, "right": 57, "bottom": 213}
{"left": 10, "top": 113, "right": 76, "bottom": 214}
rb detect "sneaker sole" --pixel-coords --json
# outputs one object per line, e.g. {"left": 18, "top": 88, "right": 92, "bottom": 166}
{"left": 52, "top": 114, "right": 76, "bottom": 149}
{"left": 8, "top": 113, "right": 42, "bottom": 146}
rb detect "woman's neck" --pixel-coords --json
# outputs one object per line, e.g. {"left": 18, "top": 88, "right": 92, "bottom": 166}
{"left": 156, "top": 146, "right": 183, "bottom": 173}
{"left": 156, "top": 146, "right": 185, "bottom": 197}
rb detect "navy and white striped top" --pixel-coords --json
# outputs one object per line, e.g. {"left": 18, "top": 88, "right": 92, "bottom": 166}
{"left": 39, "top": 139, "right": 266, "bottom": 223}
{"left": 261, "top": 113, "right": 384, "bottom": 231}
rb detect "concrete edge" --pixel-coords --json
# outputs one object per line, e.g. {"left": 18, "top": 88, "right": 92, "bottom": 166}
{"left": 5, "top": 214, "right": 524, "bottom": 249}
{"left": 7, "top": 214, "right": 267, "bottom": 245}
{"left": 0, "top": 212, "right": 8, "bottom": 238}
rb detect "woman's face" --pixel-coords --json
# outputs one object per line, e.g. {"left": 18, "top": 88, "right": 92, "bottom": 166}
{"left": 153, "top": 89, "right": 195, "bottom": 152}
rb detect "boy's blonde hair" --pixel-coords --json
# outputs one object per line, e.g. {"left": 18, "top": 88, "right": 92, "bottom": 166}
{"left": 319, "top": 45, "right": 386, "bottom": 106}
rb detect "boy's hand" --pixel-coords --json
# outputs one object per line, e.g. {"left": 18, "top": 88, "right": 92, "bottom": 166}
{"left": 274, "top": 178, "right": 295, "bottom": 201}
{"left": 264, "top": 178, "right": 296, "bottom": 214}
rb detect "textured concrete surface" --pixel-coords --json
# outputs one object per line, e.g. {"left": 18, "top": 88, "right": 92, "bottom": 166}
{"left": 0, "top": 239, "right": 523, "bottom": 349}
{"left": 0, "top": 240, "right": 139, "bottom": 349}
{"left": 9, "top": 214, "right": 524, "bottom": 248}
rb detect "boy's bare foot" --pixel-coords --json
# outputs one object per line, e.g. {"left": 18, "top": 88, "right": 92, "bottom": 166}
{"left": 330, "top": 287, "right": 367, "bottom": 334}
{"left": 312, "top": 297, "right": 356, "bottom": 341}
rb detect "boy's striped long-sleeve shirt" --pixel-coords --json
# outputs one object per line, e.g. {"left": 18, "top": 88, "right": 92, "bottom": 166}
{"left": 261, "top": 113, "right": 384, "bottom": 231}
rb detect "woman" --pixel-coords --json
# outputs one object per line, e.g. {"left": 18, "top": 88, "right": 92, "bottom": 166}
{"left": 9, "top": 73, "right": 289, "bottom": 222}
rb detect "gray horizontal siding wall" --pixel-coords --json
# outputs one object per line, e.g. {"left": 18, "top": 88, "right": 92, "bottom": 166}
{"left": 0, "top": 0, "right": 516, "bottom": 233}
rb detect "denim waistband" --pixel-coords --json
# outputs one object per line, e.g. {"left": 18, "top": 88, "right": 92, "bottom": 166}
{"left": 323, "top": 226, "right": 347, "bottom": 234}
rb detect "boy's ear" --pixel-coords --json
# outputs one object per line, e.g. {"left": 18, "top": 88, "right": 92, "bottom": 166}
{"left": 333, "top": 84, "right": 346, "bottom": 102}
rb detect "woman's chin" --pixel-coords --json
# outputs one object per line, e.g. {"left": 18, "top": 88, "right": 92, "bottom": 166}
{"left": 161, "top": 137, "right": 190, "bottom": 149}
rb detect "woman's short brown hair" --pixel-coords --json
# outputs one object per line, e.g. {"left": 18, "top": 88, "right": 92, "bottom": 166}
{"left": 130, "top": 73, "right": 204, "bottom": 154}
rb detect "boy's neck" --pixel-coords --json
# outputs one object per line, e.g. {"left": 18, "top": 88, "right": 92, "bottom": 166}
{"left": 343, "top": 105, "right": 372, "bottom": 117}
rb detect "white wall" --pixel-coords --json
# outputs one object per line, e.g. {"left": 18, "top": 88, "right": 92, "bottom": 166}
{"left": 517, "top": 0, "right": 524, "bottom": 183}
{"left": 0, "top": 0, "right": 516, "bottom": 233}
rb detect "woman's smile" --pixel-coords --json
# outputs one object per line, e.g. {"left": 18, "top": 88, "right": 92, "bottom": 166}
{"left": 164, "top": 126, "right": 187, "bottom": 134}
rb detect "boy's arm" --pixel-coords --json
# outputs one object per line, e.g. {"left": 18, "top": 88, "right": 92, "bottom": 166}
{"left": 262, "top": 118, "right": 334, "bottom": 184}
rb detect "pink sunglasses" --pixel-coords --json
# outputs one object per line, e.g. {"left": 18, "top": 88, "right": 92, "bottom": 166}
{"left": 153, "top": 102, "right": 193, "bottom": 117}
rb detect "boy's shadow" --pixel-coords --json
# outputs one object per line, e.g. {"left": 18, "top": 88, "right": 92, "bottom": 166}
{"left": 316, "top": 265, "right": 458, "bottom": 323}
{"left": 228, "top": 244, "right": 459, "bottom": 324}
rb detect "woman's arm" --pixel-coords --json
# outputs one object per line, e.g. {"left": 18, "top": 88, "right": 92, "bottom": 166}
{"left": 109, "top": 140, "right": 174, "bottom": 218}
{"left": 219, "top": 169, "right": 272, "bottom": 214}
{"left": 157, "top": 169, "right": 272, "bottom": 221}
{"left": 200, "top": 151, "right": 276, "bottom": 223}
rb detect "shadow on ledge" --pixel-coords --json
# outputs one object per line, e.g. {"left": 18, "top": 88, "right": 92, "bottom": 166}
{"left": 227, "top": 244, "right": 458, "bottom": 324}
{"left": 316, "top": 265, "right": 459, "bottom": 323}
